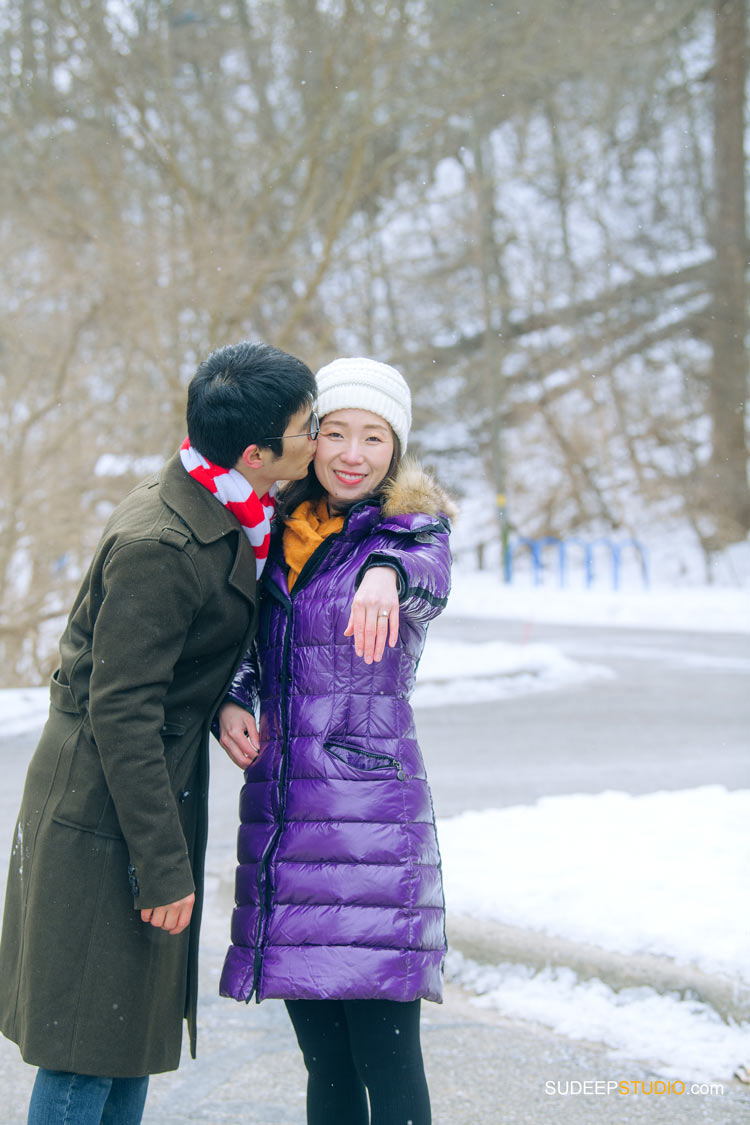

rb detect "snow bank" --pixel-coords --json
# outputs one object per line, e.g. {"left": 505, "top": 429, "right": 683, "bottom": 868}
{"left": 446, "top": 952, "right": 750, "bottom": 1083}
{"left": 446, "top": 571, "right": 750, "bottom": 634}
{"left": 438, "top": 787, "right": 750, "bottom": 981}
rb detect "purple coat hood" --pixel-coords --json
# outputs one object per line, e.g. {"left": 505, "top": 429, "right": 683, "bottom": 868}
{"left": 219, "top": 461, "right": 454, "bottom": 1005}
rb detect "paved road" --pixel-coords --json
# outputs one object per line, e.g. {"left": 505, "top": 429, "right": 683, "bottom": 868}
{"left": 0, "top": 616, "right": 748, "bottom": 1122}
{"left": 3, "top": 976, "right": 746, "bottom": 1124}
{"left": 418, "top": 616, "right": 749, "bottom": 815}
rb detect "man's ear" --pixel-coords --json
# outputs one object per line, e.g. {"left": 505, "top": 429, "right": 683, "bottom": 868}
{"left": 237, "top": 444, "right": 265, "bottom": 471}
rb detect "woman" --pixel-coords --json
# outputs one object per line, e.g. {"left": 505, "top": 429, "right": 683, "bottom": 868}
{"left": 218, "top": 357, "right": 455, "bottom": 1124}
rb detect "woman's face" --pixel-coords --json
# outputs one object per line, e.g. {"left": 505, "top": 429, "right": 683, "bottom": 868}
{"left": 314, "top": 408, "right": 395, "bottom": 507}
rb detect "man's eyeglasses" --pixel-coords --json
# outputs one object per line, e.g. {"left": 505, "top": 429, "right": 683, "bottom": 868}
{"left": 267, "top": 411, "right": 320, "bottom": 443}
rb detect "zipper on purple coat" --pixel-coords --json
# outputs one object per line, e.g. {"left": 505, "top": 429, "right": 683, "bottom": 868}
{"left": 249, "top": 582, "right": 292, "bottom": 1001}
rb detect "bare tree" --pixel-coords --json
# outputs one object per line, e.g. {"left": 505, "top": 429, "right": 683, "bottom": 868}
{"left": 0, "top": 0, "right": 745, "bottom": 680}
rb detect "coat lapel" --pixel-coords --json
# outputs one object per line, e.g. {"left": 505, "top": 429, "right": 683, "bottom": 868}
{"left": 226, "top": 534, "right": 258, "bottom": 603}
{"left": 158, "top": 452, "right": 257, "bottom": 605}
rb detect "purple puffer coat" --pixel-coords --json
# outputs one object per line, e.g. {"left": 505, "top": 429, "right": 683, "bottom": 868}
{"left": 219, "top": 462, "right": 453, "bottom": 1005}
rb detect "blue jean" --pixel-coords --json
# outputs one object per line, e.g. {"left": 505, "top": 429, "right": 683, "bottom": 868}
{"left": 27, "top": 1068, "right": 149, "bottom": 1125}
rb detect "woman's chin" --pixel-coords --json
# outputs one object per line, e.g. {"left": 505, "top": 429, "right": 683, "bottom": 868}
{"left": 328, "top": 495, "right": 356, "bottom": 512}
{"left": 328, "top": 484, "right": 366, "bottom": 507}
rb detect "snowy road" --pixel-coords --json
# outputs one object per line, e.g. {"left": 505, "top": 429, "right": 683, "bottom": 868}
{"left": 0, "top": 617, "right": 745, "bottom": 829}
{"left": 0, "top": 613, "right": 748, "bottom": 1121}
{"left": 417, "top": 616, "right": 749, "bottom": 815}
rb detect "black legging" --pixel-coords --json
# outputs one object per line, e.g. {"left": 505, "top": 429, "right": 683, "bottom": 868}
{"left": 285, "top": 998, "right": 431, "bottom": 1125}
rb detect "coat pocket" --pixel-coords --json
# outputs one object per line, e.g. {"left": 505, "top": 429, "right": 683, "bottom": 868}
{"left": 323, "top": 741, "right": 404, "bottom": 780}
{"left": 51, "top": 719, "right": 125, "bottom": 839}
{"left": 53, "top": 721, "right": 188, "bottom": 839}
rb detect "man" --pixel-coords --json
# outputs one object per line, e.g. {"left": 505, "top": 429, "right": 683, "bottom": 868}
{"left": 0, "top": 341, "right": 318, "bottom": 1122}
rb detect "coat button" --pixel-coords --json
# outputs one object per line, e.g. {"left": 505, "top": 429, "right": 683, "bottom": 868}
{"left": 127, "top": 863, "right": 140, "bottom": 897}
{"left": 179, "top": 790, "right": 191, "bottom": 803}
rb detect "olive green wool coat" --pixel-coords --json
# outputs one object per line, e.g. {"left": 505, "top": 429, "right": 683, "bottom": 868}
{"left": 0, "top": 454, "right": 258, "bottom": 1077}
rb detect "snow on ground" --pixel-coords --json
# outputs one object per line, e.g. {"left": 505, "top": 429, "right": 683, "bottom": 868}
{"left": 412, "top": 638, "right": 613, "bottom": 707}
{"left": 438, "top": 787, "right": 750, "bottom": 982}
{"left": 437, "top": 785, "right": 750, "bottom": 1083}
{"left": 446, "top": 570, "right": 750, "bottom": 634}
{"left": 445, "top": 952, "right": 750, "bottom": 1084}
{"left": 0, "top": 689, "right": 51, "bottom": 738}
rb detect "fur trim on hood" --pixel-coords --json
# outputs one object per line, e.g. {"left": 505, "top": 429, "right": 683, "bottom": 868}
{"left": 380, "top": 457, "right": 458, "bottom": 522}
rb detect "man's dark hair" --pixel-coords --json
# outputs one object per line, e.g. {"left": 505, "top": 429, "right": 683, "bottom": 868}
{"left": 186, "top": 341, "right": 316, "bottom": 466}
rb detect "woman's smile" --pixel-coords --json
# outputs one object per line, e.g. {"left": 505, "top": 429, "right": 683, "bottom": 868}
{"left": 333, "top": 469, "right": 367, "bottom": 484}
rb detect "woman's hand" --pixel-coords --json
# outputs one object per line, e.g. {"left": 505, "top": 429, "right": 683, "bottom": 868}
{"left": 344, "top": 566, "right": 399, "bottom": 664}
{"left": 141, "top": 892, "right": 195, "bottom": 936}
{"left": 218, "top": 701, "right": 261, "bottom": 768}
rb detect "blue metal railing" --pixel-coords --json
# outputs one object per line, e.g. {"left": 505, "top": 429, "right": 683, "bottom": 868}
{"left": 503, "top": 536, "right": 649, "bottom": 590}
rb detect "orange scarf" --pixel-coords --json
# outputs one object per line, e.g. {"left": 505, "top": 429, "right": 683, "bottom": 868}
{"left": 283, "top": 497, "right": 344, "bottom": 590}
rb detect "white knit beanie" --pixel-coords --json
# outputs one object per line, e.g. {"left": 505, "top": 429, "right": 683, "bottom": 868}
{"left": 315, "top": 357, "right": 412, "bottom": 451}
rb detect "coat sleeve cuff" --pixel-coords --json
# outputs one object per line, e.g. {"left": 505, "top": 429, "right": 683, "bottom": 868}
{"left": 127, "top": 856, "right": 195, "bottom": 910}
{"left": 355, "top": 554, "right": 408, "bottom": 599}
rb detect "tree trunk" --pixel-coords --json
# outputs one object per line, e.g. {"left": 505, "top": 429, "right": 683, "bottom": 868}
{"left": 470, "top": 128, "right": 510, "bottom": 574}
{"left": 710, "top": 0, "right": 750, "bottom": 539}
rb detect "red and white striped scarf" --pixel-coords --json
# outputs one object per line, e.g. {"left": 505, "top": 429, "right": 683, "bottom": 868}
{"left": 179, "top": 437, "right": 277, "bottom": 578}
